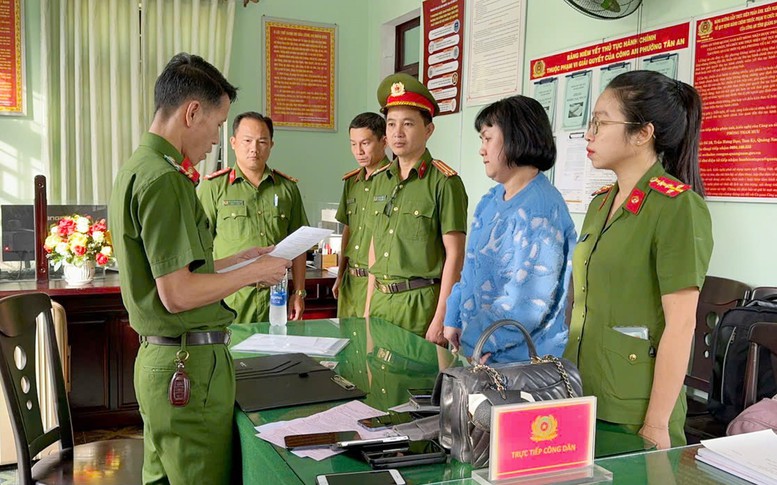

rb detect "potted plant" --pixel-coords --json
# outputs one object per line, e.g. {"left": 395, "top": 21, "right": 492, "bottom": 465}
{"left": 43, "top": 215, "right": 114, "bottom": 286}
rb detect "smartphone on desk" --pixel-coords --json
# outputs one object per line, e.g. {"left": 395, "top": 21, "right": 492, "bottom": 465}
{"left": 358, "top": 412, "right": 417, "bottom": 430}
{"left": 316, "top": 469, "right": 405, "bottom": 485}
{"left": 335, "top": 435, "right": 409, "bottom": 450}
{"left": 284, "top": 431, "right": 359, "bottom": 449}
{"left": 363, "top": 439, "right": 447, "bottom": 469}
{"left": 407, "top": 388, "right": 434, "bottom": 407}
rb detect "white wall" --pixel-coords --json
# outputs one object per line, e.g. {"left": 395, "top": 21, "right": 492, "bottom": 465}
{"left": 367, "top": 0, "right": 777, "bottom": 287}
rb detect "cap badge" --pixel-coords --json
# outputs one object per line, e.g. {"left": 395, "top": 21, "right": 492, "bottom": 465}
{"left": 390, "top": 82, "right": 405, "bottom": 97}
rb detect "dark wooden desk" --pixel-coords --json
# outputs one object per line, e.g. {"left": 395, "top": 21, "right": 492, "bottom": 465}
{"left": 0, "top": 269, "right": 337, "bottom": 430}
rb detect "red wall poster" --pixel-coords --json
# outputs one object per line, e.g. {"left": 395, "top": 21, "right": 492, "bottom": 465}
{"left": 695, "top": 2, "right": 777, "bottom": 200}
{"left": 0, "top": 0, "right": 24, "bottom": 115}
{"left": 264, "top": 18, "right": 336, "bottom": 131}
{"left": 423, "top": 0, "right": 464, "bottom": 116}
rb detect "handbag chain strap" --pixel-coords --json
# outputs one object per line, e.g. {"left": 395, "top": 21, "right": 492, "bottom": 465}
{"left": 473, "top": 356, "right": 576, "bottom": 400}
{"left": 533, "top": 355, "right": 576, "bottom": 398}
{"left": 472, "top": 364, "right": 507, "bottom": 399}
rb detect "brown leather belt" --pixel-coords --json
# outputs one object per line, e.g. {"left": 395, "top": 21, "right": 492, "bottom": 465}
{"left": 375, "top": 278, "right": 440, "bottom": 294}
{"left": 141, "top": 330, "right": 230, "bottom": 346}
{"left": 348, "top": 266, "right": 369, "bottom": 277}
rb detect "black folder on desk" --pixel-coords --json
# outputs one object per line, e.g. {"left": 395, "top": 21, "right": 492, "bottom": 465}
{"left": 234, "top": 353, "right": 366, "bottom": 412}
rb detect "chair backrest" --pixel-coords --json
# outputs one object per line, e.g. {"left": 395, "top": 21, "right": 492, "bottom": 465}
{"left": 749, "top": 287, "right": 777, "bottom": 301}
{"left": 743, "top": 321, "right": 777, "bottom": 409}
{"left": 0, "top": 293, "right": 74, "bottom": 484}
{"left": 686, "top": 276, "right": 752, "bottom": 394}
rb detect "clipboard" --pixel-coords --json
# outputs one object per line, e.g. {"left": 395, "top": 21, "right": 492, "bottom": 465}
{"left": 234, "top": 353, "right": 366, "bottom": 412}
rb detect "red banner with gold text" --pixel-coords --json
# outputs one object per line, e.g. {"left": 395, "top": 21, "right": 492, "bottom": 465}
{"left": 695, "top": 3, "right": 777, "bottom": 199}
{"left": 265, "top": 20, "right": 336, "bottom": 130}
{"left": 0, "top": 0, "right": 24, "bottom": 115}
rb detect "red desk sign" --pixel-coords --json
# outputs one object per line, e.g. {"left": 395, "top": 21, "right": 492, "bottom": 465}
{"left": 489, "top": 396, "right": 596, "bottom": 481}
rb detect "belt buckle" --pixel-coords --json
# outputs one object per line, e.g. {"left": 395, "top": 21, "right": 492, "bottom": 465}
{"left": 390, "top": 282, "right": 399, "bottom": 293}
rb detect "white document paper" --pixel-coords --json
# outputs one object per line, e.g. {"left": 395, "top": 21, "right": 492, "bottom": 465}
{"left": 696, "top": 430, "right": 777, "bottom": 484}
{"left": 255, "top": 400, "right": 396, "bottom": 461}
{"left": 217, "top": 226, "right": 333, "bottom": 273}
{"left": 231, "top": 334, "right": 349, "bottom": 357}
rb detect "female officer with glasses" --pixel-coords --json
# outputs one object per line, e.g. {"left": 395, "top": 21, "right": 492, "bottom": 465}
{"left": 564, "top": 70, "right": 713, "bottom": 450}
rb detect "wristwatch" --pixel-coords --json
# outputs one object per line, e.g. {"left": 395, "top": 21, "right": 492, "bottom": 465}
{"left": 293, "top": 289, "right": 308, "bottom": 298}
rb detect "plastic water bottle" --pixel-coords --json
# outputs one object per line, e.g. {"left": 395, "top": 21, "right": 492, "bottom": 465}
{"left": 269, "top": 270, "right": 288, "bottom": 326}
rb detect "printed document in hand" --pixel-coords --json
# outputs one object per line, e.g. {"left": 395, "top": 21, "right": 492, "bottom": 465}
{"left": 217, "top": 226, "right": 333, "bottom": 273}
{"left": 696, "top": 429, "right": 777, "bottom": 484}
{"left": 255, "top": 400, "right": 397, "bottom": 461}
{"left": 231, "top": 333, "right": 349, "bottom": 357}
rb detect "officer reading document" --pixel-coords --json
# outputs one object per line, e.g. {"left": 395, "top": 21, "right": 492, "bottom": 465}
{"left": 366, "top": 73, "right": 468, "bottom": 345}
{"left": 199, "top": 111, "right": 309, "bottom": 323}
{"left": 109, "top": 53, "right": 290, "bottom": 484}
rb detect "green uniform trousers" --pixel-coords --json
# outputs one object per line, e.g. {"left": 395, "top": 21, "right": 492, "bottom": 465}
{"left": 135, "top": 342, "right": 235, "bottom": 485}
{"left": 337, "top": 273, "right": 368, "bottom": 318}
{"left": 226, "top": 286, "right": 270, "bottom": 324}
{"left": 369, "top": 284, "right": 440, "bottom": 337}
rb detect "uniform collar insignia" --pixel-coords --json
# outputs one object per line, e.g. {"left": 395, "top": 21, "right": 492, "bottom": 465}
{"left": 624, "top": 187, "right": 646, "bottom": 215}
{"left": 229, "top": 168, "right": 237, "bottom": 185}
{"left": 417, "top": 160, "right": 428, "bottom": 179}
{"left": 163, "top": 155, "right": 200, "bottom": 186}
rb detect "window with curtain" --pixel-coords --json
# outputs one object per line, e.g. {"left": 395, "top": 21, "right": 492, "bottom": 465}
{"left": 40, "top": 0, "right": 236, "bottom": 205}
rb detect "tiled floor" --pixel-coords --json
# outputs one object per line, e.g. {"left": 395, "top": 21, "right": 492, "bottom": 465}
{"left": 0, "top": 425, "right": 143, "bottom": 485}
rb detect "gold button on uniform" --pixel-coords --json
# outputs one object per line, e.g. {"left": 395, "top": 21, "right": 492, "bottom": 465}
{"left": 393, "top": 206, "right": 398, "bottom": 212}
{"left": 281, "top": 214, "right": 286, "bottom": 219}
{"left": 389, "top": 229, "right": 394, "bottom": 234}
{"left": 628, "top": 354, "right": 637, "bottom": 362}
{"left": 384, "top": 252, "right": 389, "bottom": 257}
{"left": 414, "top": 210, "right": 419, "bottom": 215}
{"left": 231, "top": 212, "right": 236, "bottom": 217}
{"left": 355, "top": 245, "right": 359, "bottom": 250}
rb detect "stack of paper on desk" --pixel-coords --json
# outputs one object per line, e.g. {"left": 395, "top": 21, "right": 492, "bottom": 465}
{"left": 231, "top": 334, "right": 349, "bottom": 357}
{"left": 255, "top": 400, "right": 396, "bottom": 461}
{"left": 695, "top": 430, "right": 777, "bottom": 484}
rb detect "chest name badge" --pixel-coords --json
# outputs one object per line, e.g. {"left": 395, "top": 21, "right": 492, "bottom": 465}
{"left": 346, "top": 198, "right": 356, "bottom": 204}
{"left": 223, "top": 200, "right": 245, "bottom": 206}
{"left": 373, "top": 195, "right": 387, "bottom": 202}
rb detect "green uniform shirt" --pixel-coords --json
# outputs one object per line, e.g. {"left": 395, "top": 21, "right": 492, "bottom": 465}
{"left": 369, "top": 149, "right": 468, "bottom": 281}
{"left": 335, "top": 157, "right": 390, "bottom": 271}
{"left": 564, "top": 162, "right": 713, "bottom": 426}
{"left": 108, "top": 132, "right": 234, "bottom": 337}
{"left": 198, "top": 163, "right": 308, "bottom": 323}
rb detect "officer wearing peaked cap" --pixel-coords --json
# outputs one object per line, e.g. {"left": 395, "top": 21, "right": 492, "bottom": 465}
{"left": 199, "top": 111, "right": 309, "bottom": 323}
{"left": 366, "top": 73, "right": 468, "bottom": 345}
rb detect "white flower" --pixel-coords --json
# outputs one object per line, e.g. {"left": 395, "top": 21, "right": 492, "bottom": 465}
{"left": 100, "top": 246, "right": 112, "bottom": 257}
{"left": 50, "top": 226, "right": 59, "bottom": 236}
{"left": 75, "top": 216, "right": 90, "bottom": 233}
{"left": 390, "top": 82, "right": 405, "bottom": 97}
{"left": 93, "top": 231, "right": 105, "bottom": 243}
{"left": 55, "top": 242, "right": 69, "bottom": 256}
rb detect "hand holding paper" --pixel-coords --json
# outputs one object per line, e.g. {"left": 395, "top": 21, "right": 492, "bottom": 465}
{"left": 218, "top": 226, "right": 333, "bottom": 274}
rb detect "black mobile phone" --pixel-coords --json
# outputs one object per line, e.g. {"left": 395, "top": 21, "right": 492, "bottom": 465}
{"left": 283, "top": 430, "right": 360, "bottom": 449}
{"left": 358, "top": 412, "right": 417, "bottom": 430}
{"left": 362, "top": 440, "right": 447, "bottom": 469}
{"left": 316, "top": 469, "right": 406, "bottom": 485}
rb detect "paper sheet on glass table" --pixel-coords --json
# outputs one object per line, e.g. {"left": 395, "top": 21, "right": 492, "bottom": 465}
{"left": 696, "top": 429, "right": 777, "bottom": 484}
{"left": 254, "top": 400, "right": 397, "bottom": 461}
{"left": 217, "top": 226, "right": 333, "bottom": 273}
{"left": 230, "top": 333, "right": 349, "bottom": 357}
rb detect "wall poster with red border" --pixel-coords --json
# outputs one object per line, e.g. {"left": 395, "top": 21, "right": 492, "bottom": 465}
{"left": 694, "top": 2, "right": 777, "bottom": 201}
{"left": 263, "top": 17, "right": 336, "bottom": 131}
{"left": 0, "top": 0, "right": 25, "bottom": 116}
{"left": 423, "top": 0, "right": 464, "bottom": 116}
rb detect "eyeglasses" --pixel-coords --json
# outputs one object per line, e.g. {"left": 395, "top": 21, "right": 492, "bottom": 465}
{"left": 587, "top": 117, "right": 645, "bottom": 136}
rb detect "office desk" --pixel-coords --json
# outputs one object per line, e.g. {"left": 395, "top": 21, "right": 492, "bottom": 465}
{"left": 229, "top": 318, "right": 653, "bottom": 485}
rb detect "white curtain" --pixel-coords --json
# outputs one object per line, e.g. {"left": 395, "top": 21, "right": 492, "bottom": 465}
{"left": 40, "top": 0, "right": 236, "bottom": 203}
{"left": 141, "top": 0, "right": 236, "bottom": 174}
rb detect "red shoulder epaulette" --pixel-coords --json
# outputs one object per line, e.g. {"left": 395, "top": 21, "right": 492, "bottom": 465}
{"left": 431, "top": 159, "right": 458, "bottom": 177}
{"left": 272, "top": 169, "right": 299, "bottom": 183}
{"left": 591, "top": 184, "right": 614, "bottom": 196}
{"left": 649, "top": 176, "right": 690, "bottom": 197}
{"left": 204, "top": 167, "right": 231, "bottom": 180}
{"left": 342, "top": 168, "right": 361, "bottom": 181}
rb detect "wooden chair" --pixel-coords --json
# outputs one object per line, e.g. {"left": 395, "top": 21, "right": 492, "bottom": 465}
{"left": 743, "top": 321, "right": 777, "bottom": 410}
{"left": 0, "top": 293, "right": 143, "bottom": 485}
{"left": 684, "top": 276, "right": 751, "bottom": 443}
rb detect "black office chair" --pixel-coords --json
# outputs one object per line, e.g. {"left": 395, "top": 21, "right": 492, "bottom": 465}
{"left": 743, "top": 321, "right": 777, "bottom": 410}
{"left": 0, "top": 292, "right": 143, "bottom": 485}
{"left": 684, "top": 276, "right": 751, "bottom": 443}
{"left": 748, "top": 286, "right": 777, "bottom": 301}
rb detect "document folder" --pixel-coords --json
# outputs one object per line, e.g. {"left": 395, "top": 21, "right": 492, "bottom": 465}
{"left": 234, "top": 353, "right": 366, "bottom": 412}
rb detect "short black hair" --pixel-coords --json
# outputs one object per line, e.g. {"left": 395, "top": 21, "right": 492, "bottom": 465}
{"left": 349, "top": 112, "right": 386, "bottom": 138}
{"left": 232, "top": 111, "right": 274, "bottom": 140}
{"left": 474, "top": 95, "right": 556, "bottom": 171}
{"left": 154, "top": 53, "right": 238, "bottom": 117}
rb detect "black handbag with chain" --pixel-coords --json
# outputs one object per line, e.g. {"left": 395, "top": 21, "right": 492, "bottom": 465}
{"left": 431, "top": 319, "right": 583, "bottom": 467}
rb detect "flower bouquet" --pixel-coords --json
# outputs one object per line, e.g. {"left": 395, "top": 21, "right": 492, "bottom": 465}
{"left": 43, "top": 215, "right": 114, "bottom": 276}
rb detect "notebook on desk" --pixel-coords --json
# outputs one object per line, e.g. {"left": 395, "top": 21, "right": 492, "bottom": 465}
{"left": 234, "top": 353, "right": 366, "bottom": 412}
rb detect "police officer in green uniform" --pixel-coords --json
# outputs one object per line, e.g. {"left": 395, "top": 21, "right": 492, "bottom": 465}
{"left": 563, "top": 71, "right": 713, "bottom": 450}
{"left": 333, "top": 113, "right": 390, "bottom": 318}
{"left": 199, "top": 112, "right": 309, "bottom": 323}
{"left": 109, "top": 54, "right": 290, "bottom": 485}
{"left": 366, "top": 73, "right": 468, "bottom": 345}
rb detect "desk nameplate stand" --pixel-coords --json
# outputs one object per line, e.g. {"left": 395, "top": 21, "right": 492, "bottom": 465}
{"left": 472, "top": 396, "right": 612, "bottom": 485}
